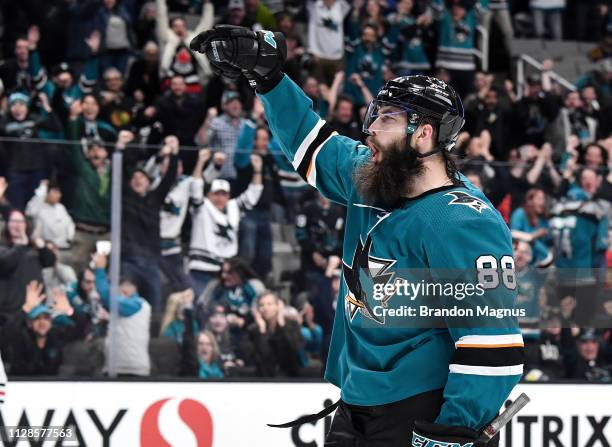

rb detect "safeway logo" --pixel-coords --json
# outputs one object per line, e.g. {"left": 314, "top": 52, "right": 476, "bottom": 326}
{"left": 140, "top": 398, "right": 213, "bottom": 447}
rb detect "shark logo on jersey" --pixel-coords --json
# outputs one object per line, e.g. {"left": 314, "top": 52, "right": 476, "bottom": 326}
{"left": 412, "top": 433, "right": 474, "bottom": 447}
{"left": 445, "top": 191, "right": 490, "bottom": 213}
{"left": 342, "top": 234, "right": 397, "bottom": 324}
{"left": 214, "top": 223, "right": 233, "bottom": 242}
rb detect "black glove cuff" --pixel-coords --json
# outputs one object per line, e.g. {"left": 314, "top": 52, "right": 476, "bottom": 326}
{"left": 255, "top": 70, "right": 284, "bottom": 94}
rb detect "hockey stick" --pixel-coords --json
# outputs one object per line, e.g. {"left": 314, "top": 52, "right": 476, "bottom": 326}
{"left": 476, "top": 393, "right": 531, "bottom": 444}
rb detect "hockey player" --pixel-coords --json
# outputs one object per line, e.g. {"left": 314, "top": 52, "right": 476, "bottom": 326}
{"left": 190, "top": 26, "right": 524, "bottom": 446}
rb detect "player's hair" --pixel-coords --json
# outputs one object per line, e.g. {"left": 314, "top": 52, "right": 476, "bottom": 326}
{"left": 420, "top": 116, "right": 460, "bottom": 182}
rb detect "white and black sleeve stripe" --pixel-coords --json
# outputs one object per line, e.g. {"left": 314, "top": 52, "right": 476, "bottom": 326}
{"left": 449, "top": 334, "right": 525, "bottom": 377}
{"left": 293, "top": 121, "right": 337, "bottom": 187}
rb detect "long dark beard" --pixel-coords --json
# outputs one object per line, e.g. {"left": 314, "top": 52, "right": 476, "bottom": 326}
{"left": 354, "top": 139, "right": 426, "bottom": 208}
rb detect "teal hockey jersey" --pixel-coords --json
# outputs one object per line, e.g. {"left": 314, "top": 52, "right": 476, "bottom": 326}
{"left": 259, "top": 75, "right": 523, "bottom": 431}
{"left": 436, "top": 8, "right": 477, "bottom": 71}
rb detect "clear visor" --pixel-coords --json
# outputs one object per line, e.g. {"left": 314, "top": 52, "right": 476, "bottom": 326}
{"left": 362, "top": 100, "right": 422, "bottom": 136}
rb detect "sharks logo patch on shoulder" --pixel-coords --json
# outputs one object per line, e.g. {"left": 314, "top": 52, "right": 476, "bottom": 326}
{"left": 445, "top": 191, "right": 490, "bottom": 213}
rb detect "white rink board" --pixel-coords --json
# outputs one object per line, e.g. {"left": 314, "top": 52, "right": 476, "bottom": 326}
{"left": 0, "top": 382, "right": 610, "bottom": 447}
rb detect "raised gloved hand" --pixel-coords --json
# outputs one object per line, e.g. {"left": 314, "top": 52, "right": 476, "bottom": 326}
{"left": 189, "top": 25, "right": 287, "bottom": 93}
{"left": 412, "top": 420, "right": 496, "bottom": 447}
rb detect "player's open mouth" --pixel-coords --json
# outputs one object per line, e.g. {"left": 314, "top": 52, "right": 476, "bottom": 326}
{"left": 368, "top": 141, "right": 382, "bottom": 163}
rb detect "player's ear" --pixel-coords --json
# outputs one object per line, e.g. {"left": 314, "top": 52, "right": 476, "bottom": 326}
{"left": 415, "top": 123, "right": 433, "bottom": 142}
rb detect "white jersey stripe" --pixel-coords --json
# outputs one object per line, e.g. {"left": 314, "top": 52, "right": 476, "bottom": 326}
{"left": 449, "top": 364, "right": 524, "bottom": 376}
{"left": 306, "top": 132, "right": 338, "bottom": 187}
{"left": 455, "top": 334, "right": 524, "bottom": 347}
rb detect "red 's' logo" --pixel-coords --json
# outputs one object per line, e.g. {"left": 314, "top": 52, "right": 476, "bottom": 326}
{"left": 140, "top": 398, "right": 213, "bottom": 447}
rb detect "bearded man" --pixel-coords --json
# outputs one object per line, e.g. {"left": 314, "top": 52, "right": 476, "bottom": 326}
{"left": 190, "top": 26, "right": 524, "bottom": 447}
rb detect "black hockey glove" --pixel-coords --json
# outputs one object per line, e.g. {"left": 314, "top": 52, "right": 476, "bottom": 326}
{"left": 189, "top": 25, "right": 287, "bottom": 93}
{"left": 412, "top": 420, "right": 497, "bottom": 447}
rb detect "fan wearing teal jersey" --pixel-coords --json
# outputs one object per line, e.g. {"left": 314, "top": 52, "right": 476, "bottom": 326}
{"left": 190, "top": 25, "right": 524, "bottom": 447}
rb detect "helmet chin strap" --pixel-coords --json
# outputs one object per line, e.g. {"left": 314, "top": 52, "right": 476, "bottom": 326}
{"left": 413, "top": 146, "right": 444, "bottom": 158}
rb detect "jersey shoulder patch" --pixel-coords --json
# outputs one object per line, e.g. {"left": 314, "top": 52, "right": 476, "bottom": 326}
{"left": 444, "top": 190, "right": 490, "bottom": 214}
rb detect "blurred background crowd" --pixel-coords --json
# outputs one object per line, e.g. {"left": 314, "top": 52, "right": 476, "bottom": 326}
{"left": 0, "top": 0, "right": 611, "bottom": 382}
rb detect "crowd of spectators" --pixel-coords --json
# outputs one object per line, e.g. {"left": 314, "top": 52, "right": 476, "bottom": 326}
{"left": 0, "top": 0, "right": 611, "bottom": 382}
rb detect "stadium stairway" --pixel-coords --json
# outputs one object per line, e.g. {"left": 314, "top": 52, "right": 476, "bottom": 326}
{"left": 270, "top": 222, "right": 301, "bottom": 302}
{"left": 511, "top": 38, "right": 600, "bottom": 82}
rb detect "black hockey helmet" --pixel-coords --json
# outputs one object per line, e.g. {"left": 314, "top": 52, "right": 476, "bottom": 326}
{"left": 363, "top": 75, "right": 465, "bottom": 157}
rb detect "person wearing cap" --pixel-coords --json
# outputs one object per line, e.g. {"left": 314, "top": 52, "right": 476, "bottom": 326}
{"left": 64, "top": 119, "right": 129, "bottom": 273}
{"left": 568, "top": 329, "right": 611, "bottom": 381}
{"left": 511, "top": 71, "right": 561, "bottom": 147}
{"left": 91, "top": 252, "right": 152, "bottom": 376}
{"left": 199, "top": 90, "right": 246, "bottom": 180}
{"left": 188, "top": 155, "right": 263, "bottom": 298}
{"left": 1, "top": 280, "right": 88, "bottom": 376}
{"left": 0, "top": 91, "right": 62, "bottom": 209}
{"left": 145, "top": 147, "right": 222, "bottom": 296}
{"left": 156, "top": 0, "right": 214, "bottom": 93}
{"left": 28, "top": 29, "right": 100, "bottom": 130}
